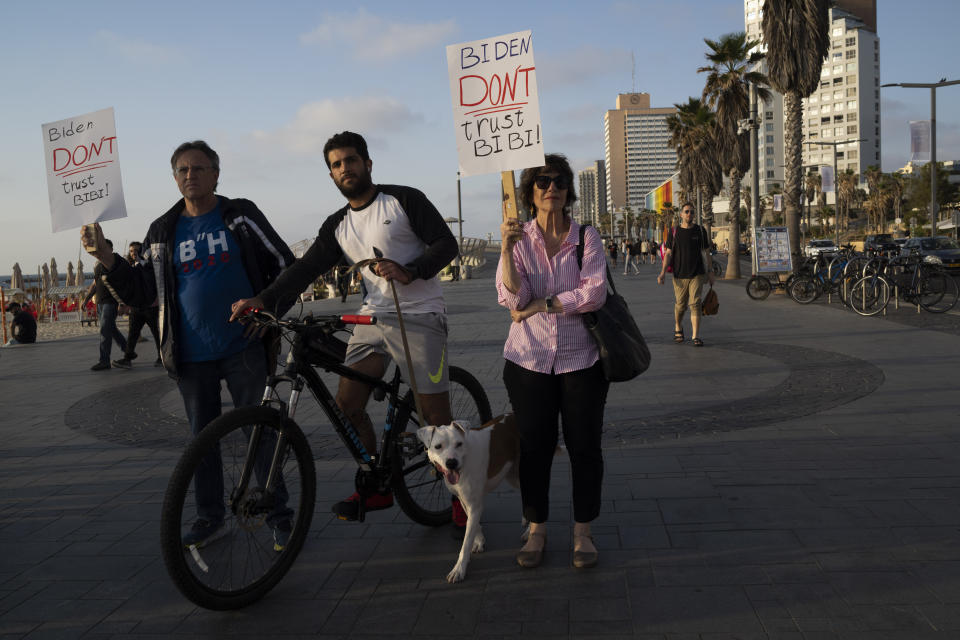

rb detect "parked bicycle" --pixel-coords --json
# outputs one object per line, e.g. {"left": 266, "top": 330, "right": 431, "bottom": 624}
{"left": 848, "top": 251, "right": 959, "bottom": 316}
{"left": 160, "top": 311, "right": 491, "bottom": 610}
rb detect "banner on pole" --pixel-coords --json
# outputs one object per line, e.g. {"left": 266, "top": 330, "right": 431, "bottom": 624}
{"left": 820, "top": 165, "right": 835, "bottom": 194}
{"left": 446, "top": 30, "right": 545, "bottom": 177}
{"left": 773, "top": 194, "right": 783, "bottom": 212}
{"left": 41, "top": 107, "right": 127, "bottom": 233}
{"left": 910, "top": 120, "right": 931, "bottom": 163}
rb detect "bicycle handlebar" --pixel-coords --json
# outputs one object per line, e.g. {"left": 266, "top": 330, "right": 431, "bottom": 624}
{"left": 241, "top": 309, "right": 377, "bottom": 330}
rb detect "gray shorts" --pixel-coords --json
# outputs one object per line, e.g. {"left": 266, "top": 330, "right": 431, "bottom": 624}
{"left": 345, "top": 312, "right": 449, "bottom": 393}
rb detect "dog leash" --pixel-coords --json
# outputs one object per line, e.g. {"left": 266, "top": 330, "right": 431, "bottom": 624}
{"left": 350, "top": 250, "right": 427, "bottom": 432}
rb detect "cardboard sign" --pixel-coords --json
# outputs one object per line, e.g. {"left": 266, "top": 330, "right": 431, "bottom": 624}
{"left": 447, "top": 30, "right": 545, "bottom": 177}
{"left": 42, "top": 107, "right": 127, "bottom": 233}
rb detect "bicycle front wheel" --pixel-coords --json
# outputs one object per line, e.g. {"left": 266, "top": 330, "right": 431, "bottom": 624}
{"left": 849, "top": 277, "right": 890, "bottom": 317}
{"left": 391, "top": 365, "right": 492, "bottom": 526}
{"left": 160, "top": 406, "right": 316, "bottom": 610}
{"left": 788, "top": 276, "right": 820, "bottom": 304}
{"left": 917, "top": 269, "right": 959, "bottom": 313}
{"left": 746, "top": 275, "right": 771, "bottom": 300}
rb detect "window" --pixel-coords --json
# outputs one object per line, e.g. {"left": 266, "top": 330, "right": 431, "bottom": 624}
{"left": 847, "top": 125, "right": 858, "bottom": 134}
{"left": 809, "top": 118, "right": 818, "bottom": 126}
{"left": 821, "top": 81, "right": 830, "bottom": 90}
{"left": 833, "top": 27, "right": 844, "bottom": 36}
{"left": 834, "top": 90, "right": 843, "bottom": 99}
{"left": 809, "top": 131, "right": 819, "bottom": 139}
{"left": 821, "top": 117, "right": 831, "bottom": 124}
{"left": 810, "top": 94, "right": 819, "bottom": 103}
{"left": 848, "top": 150, "right": 858, "bottom": 159}
{"left": 847, "top": 87, "right": 857, "bottom": 97}
{"left": 875, "top": 127, "right": 880, "bottom": 136}
{"left": 766, "top": 158, "right": 774, "bottom": 166}
{"left": 846, "top": 50, "right": 856, "bottom": 59}
{"left": 833, "top": 65, "right": 843, "bottom": 74}
{"left": 766, "top": 135, "right": 774, "bottom": 143}
{"left": 833, "top": 52, "right": 843, "bottom": 60}
{"left": 846, "top": 37, "right": 856, "bottom": 46}
{"left": 836, "top": 152, "right": 844, "bottom": 159}
{"left": 766, "top": 123, "right": 774, "bottom": 131}
{"left": 876, "top": 152, "right": 880, "bottom": 161}
{"left": 847, "top": 75, "right": 857, "bottom": 84}
{"left": 766, "top": 111, "right": 773, "bottom": 119}
{"left": 809, "top": 106, "right": 819, "bottom": 114}
{"left": 847, "top": 112, "right": 857, "bottom": 122}
{"left": 766, "top": 170, "right": 775, "bottom": 178}
{"left": 847, "top": 100, "right": 857, "bottom": 109}
{"left": 833, "top": 77, "right": 844, "bottom": 85}
{"left": 766, "top": 147, "right": 774, "bottom": 155}
{"left": 834, "top": 115, "right": 844, "bottom": 122}
{"left": 834, "top": 103, "right": 843, "bottom": 112}
{"left": 846, "top": 62, "right": 856, "bottom": 71}
{"left": 835, "top": 127, "right": 844, "bottom": 136}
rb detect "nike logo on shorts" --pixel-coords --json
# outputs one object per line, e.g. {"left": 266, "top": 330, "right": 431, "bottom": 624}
{"left": 428, "top": 345, "right": 446, "bottom": 383}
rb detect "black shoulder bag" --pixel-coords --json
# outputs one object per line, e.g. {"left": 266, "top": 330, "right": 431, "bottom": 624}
{"left": 577, "top": 225, "right": 651, "bottom": 382}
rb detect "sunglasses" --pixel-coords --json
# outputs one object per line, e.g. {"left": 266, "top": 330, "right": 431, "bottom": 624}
{"left": 534, "top": 175, "right": 569, "bottom": 190}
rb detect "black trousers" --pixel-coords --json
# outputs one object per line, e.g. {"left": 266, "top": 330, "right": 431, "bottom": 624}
{"left": 503, "top": 359, "right": 609, "bottom": 524}
{"left": 125, "top": 306, "right": 160, "bottom": 359}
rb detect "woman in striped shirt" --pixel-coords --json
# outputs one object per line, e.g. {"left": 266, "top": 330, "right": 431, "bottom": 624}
{"left": 496, "top": 153, "right": 609, "bottom": 570}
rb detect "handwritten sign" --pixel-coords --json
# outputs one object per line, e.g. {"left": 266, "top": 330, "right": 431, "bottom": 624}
{"left": 754, "top": 226, "right": 794, "bottom": 273}
{"left": 446, "top": 30, "right": 544, "bottom": 177}
{"left": 42, "top": 107, "right": 127, "bottom": 233}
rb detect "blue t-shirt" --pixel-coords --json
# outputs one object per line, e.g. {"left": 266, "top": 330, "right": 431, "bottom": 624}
{"left": 173, "top": 204, "right": 254, "bottom": 362}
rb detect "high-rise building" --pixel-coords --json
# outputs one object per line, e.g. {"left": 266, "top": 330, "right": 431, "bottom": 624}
{"left": 744, "top": 0, "right": 879, "bottom": 198}
{"left": 801, "top": 5, "right": 880, "bottom": 183}
{"left": 577, "top": 160, "right": 606, "bottom": 226}
{"left": 604, "top": 93, "right": 676, "bottom": 211}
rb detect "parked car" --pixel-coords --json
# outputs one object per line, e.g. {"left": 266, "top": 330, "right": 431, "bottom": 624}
{"left": 893, "top": 238, "right": 908, "bottom": 249}
{"left": 804, "top": 239, "right": 838, "bottom": 257}
{"left": 864, "top": 233, "right": 899, "bottom": 253}
{"left": 900, "top": 236, "right": 960, "bottom": 272}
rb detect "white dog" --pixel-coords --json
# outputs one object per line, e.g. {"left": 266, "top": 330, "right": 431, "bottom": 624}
{"left": 417, "top": 414, "right": 520, "bottom": 583}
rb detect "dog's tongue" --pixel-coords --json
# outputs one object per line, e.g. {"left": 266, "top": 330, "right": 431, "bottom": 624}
{"left": 443, "top": 468, "right": 460, "bottom": 485}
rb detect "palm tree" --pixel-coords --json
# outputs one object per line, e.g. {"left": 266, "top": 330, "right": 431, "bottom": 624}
{"left": 700, "top": 32, "right": 770, "bottom": 278}
{"left": 863, "top": 165, "right": 883, "bottom": 231}
{"left": 666, "top": 97, "right": 723, "bottom": 234}
{"left": 762, "top": 0, "right": 831, "bottom": 264}
{"left": 837, "top": 169, "right": 858, "bottom": 233}
{"left": 804, "top": 169, "right": 821, "bottom": 232}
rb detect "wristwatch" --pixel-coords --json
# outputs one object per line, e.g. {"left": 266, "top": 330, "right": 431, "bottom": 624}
{"left": 545, "top": 295, "right": 554, "bottom": 312}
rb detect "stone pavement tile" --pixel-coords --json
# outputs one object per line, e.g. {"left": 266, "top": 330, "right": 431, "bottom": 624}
{"left": 849, "top": 603, "right": 939, "bottom": 632}
{"left": 653, "top": 564, "right": 768, "bottom": 587}
{"left": 906, "top": 561, "right": 960, "bottom": 603}
{"left": 794, "top": 527, "right": 902, "bottom": 551}
{"left": 628, "top": 585, "right": 764, "bottom": 634}
{"left": 626, "top": 477, "right": 718, "bottom": 499}
{"left": 612, "top": 499, "right": 661, "bottom": 513}
{"left": 178, "top": 598, "right": 338, "bottom": 636}
{"left": 570, "top": 596, "right": 631, "bottom": 622}
{"left": 763, "top": 563, "right": 830, "bottom": 584}
{"left": 317, "top": 598, "right": 365, "bottom": 636}
{"left": 658, "top": 498, "right": 731, "bottom": 525}
{"left": 918, "top": 602, "right": 960, "bottom": 631}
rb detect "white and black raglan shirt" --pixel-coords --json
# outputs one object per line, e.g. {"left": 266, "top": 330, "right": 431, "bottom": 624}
{"left": 259, "top": 185, "right": 458, "bottom": 315}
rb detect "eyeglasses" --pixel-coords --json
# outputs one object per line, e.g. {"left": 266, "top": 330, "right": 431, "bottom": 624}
{"left": 534, "top": 175, "right": 569, "bottom": 190}
{"left": 175, "top": 165, "right": 214, "bottom": 178}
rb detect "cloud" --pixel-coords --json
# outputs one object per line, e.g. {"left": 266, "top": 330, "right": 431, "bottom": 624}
{"left": 536, "top": 45, "right": 630, "bottom": 89}
{"left": 94, "top": 30, "right": 182, "bottom": 64}
{"left": 300, "top": 9, "right": 456, "bottom": 61}
{"left": 252, "top": 96, "right": 425, "bottom": 154}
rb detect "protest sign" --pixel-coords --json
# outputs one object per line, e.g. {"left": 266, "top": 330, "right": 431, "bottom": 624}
{"left": 446, "top": 30, "right": 545, "bottom": 178}
{"left": 41, "top": 107, "right": 127, "bottom": 233}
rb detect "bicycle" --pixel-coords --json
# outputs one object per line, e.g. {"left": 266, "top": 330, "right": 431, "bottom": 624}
{"left": 159, "top": 311, "right": 492, "bottom": 610}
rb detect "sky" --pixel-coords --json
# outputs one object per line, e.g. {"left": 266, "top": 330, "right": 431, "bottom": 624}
{"left": 2, "top": 0, "right": 959, "bottom": 274}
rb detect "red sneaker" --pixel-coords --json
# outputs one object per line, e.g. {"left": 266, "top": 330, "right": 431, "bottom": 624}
{"left": 332, "top": 491, "right": 393, "bottom": 521}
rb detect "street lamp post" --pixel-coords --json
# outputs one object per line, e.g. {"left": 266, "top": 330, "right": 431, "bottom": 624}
{"left": 738, "top": 81, "right": 761, "bottom": 274}
{"left": 804, "top": 138, "right": 864, "bottom": 247}
{"left": 882, "top": 79, "right": 960, "bottom": 237}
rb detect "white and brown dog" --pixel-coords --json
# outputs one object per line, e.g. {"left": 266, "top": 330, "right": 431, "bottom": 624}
{"left": 417, "top": 414, "right": 520, "bottom": 583}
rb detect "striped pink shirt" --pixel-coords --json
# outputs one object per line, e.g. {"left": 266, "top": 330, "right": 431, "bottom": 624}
{"left": 496, "top": 220, "right": 607, "bottom": 374}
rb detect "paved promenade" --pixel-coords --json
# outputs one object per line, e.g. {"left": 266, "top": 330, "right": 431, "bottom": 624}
{"left": 2, "top": 254, "right": 959, "bottom": 639}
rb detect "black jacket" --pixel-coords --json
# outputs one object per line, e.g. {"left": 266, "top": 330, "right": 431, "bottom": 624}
{"left": 105, "top": 196, "right": 295, "bottom": 378}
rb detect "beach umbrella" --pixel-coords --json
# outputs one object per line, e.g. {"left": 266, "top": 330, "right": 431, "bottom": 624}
{"left": 66, "top": 261, "right": 75, "bottom": 286}
{"left": 76, "top": 258, "right": 85, "bottom": 288}
{"left": 11, "top": 263, "right": 24, "bottom": 290}
{"left": 50, "top": 258, "right": 59, "bottom": 288}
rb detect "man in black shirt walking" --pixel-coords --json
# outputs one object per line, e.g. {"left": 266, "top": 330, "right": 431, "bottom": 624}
{"left": 82, "top": 238, "right": 128, "bottom": 369}
{"left": 657, "top": 202, "right": 714, "bottom": 346}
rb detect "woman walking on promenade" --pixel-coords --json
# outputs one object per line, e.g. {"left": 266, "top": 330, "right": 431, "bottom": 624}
{"left": 496, "top": 153, "right": 610, "bottom": 569}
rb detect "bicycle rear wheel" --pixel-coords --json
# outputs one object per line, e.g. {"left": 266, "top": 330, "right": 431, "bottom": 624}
{"left": 849, "top": 277, "right": 890, "bottom": 316}
{"left": 746, "top": 275, "right": 772, "bottom": 300}
{"left": 917, "top": 269, "right": 959, "bottom": 313}
{"left": 391, "top": 365, "right": 492, "bottom": 526}
{"left": 160, "top": 406, "right": 316, "bottom": 610}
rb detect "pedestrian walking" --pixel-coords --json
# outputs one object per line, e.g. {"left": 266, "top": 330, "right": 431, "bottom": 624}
{"left": 656, "top": 202, "right": 714, "bottom": 347}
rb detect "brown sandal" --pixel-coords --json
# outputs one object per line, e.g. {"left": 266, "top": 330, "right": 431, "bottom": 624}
{"left": 516, "top": 531, "right": 546, "bottom": 568}
{"left": 572, "top": 534, "right": 598, "bottom": 569}
{"left": 673, "top": 330, "right": 684, "bottom": 343}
